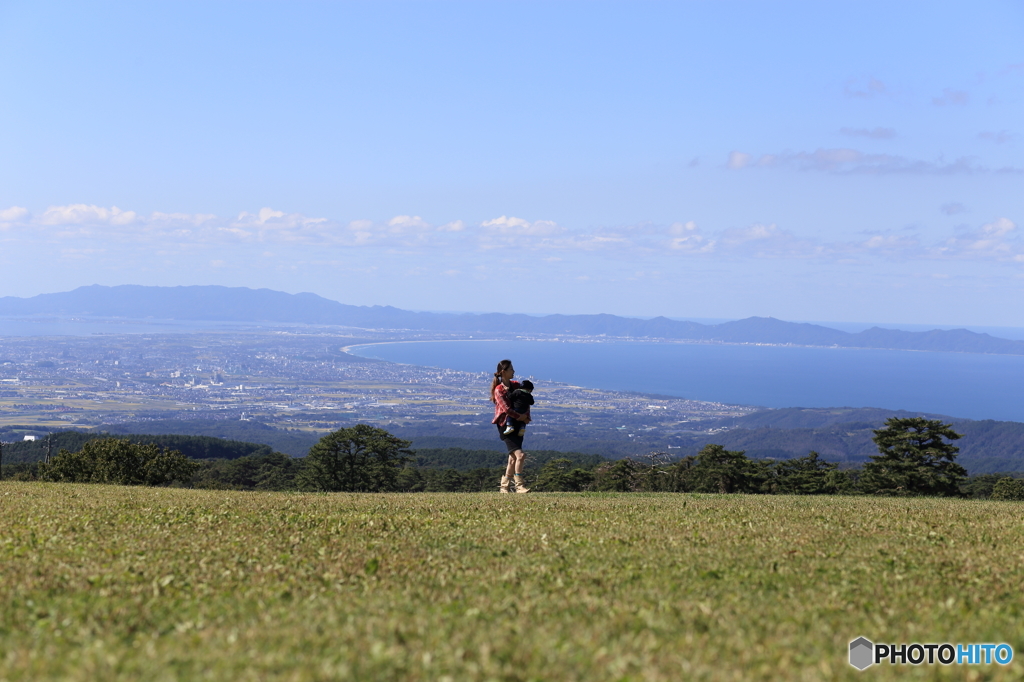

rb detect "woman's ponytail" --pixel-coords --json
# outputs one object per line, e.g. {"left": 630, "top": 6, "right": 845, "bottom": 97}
{"left": 489, "top": 359, "right": 513, "bottom": 402}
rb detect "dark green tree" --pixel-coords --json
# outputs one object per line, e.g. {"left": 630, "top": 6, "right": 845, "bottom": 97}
{"left": 192, "top": 452, "right": 295, "bottom": 490}
{"left": 423, "top": 468, "right": 466, "bottom": 492}
{"left": 690, "top": 444, "right": 755, "bottom": 493}
{"left": 592, "top": 458, "right": 639, "bottom": 492}
{"left": 251, "top": 452, "right": 302, "bottom": 491}
{"left": 534, "top": 458, "right": 595, "bottom": 492}
{"left": 39, "top": 437, "right": 197, "bottom": 486}
{"left": 961, "top": 473, "right": 1007, "bottom": 499}
{"left": 664, "top": 455, "right": 697, "bottom": 492}
{"left": 860, "top": 418, "right": 966, "bottom": 496}
{"left": 395, "top": 465, "right": 425, "bottom": 492}
{"left": 990, "top": 477, "right": 1024, "bottom": 501}
{"left": 773, "top": 451, "right": 845, "bottom": 494}
{"left": 632, "top": 451, "right": 675, "bottom": 492}
{"left": 297, "top": 424, "right": 411, "bottom": 492}
{"left": 459, "top": 468, "right": 507, "bottom": 492}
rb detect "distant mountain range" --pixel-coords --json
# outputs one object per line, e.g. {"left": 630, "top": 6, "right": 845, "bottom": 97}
{"left": 2, "top": 284, "right": 1023, "bottom": 355}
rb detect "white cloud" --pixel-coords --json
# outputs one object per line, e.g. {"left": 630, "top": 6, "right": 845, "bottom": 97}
{"left": 482, "top": 216, "right": 562, "bottom": 237}
{"left": 856, "top": 235, "right": 920, "bottom": 253}
{"left": 933, "top": 218, "right": 1021, "bottom": 261}
{"left": 727, "top": 151, "right": 751, "bottom": 169}
{"left": 481, "top": 215, "right": 530, "bottom": 230}
{"left": 724, "top": 223, "right": 781, "bottom": 243}
{"left": 387, "top": 215, "right": 432, "bottom": 231}
{"left": 476, "top": 217, "right": 648, "bottom": 254}
{"left": 982, "top": 217, "right": 1016, "bottom": 238}
{"left": 3, "top": 204, "right": 336, "bottom": 248}
{"left": 235, "top": 207, "right": 327, "bottom": 231}
{"left": 5, "top": 203, "right": 1022, "bottom": 271}
{"left": 40, "top": 204, "right": 138, "bottom": 226}
{"left": 0, "top": 206, "right": 29, "bottom": 222}
{"left": 721, "top": 223, "right": 798, "bottom": 253}
{"left": 705, "top": 218, "right": 1023, "bottom": 264}
{"left": 668, "top": 221, "right": 714, "bottom": 253}
{"left": 151, "top": 211, "right": 217, "bottom": 225}
{"left": 713, "top": 223, "right": 837, "bottom": 259}
{"left": 258, "top": 207, "right": 284, "bottom": 222}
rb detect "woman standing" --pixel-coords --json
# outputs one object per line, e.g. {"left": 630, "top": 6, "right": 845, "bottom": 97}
{"left": 491, "top": 359, "right": 530, "bottom": 493}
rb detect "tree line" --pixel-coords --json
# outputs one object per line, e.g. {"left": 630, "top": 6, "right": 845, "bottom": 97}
{"left": 0, "top": 430, "right": 275, "bottom": 464}
{"left": 4, "top": 417, "right": 1024, "bottom": 500}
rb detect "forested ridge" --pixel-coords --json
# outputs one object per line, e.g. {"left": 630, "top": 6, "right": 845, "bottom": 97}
{"left": 4, "top": 422, "right": 1023, "bottom": 500}
{"left": 6, "top": 408, "right": 1024, "bottom": 475}
{"left": 0, "top": 430, "right": 274, "bottom": 464}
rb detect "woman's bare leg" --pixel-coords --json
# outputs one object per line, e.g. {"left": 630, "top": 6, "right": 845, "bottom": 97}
{"left": 512, "top": 450, "right": 529, "bottom": 492}
{"left": 514, "top": 449, "right": 525, "bottom": 474}
{"left": 505, "top": 454, "right": 516, "bottom": 478}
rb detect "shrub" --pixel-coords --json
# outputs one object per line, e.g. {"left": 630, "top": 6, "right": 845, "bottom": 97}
{"left": 990, "top": 477, "right": 1024, "bottom": 501}
{"left": 39, "top": 437, "right": 198, "bottom": 486}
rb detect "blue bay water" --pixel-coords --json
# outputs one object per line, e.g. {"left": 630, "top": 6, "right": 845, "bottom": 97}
{"left": 349, "top": 340, "right": 1024, "bottom": 423}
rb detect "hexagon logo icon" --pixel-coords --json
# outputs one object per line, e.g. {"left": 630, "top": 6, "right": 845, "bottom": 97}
{"left": 849, "top": 637, "right": 874, "bottom": 670}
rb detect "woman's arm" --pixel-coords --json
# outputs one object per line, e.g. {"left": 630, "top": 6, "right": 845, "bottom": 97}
{"left": 495, "top": 383, "right": 524, "bottom": 421}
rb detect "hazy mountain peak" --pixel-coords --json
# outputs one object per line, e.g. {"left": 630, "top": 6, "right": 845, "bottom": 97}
{"left": 1, "top": 285, "right": 1022, "bottom": 356}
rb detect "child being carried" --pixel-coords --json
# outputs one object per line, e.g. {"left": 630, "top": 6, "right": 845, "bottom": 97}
{"left": 502, "top": 380, "right": 534, "bottom": 437}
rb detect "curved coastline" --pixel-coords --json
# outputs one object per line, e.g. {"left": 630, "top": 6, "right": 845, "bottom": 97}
{"left": 342, "top": 338, "right": 1024, "bottom": 422}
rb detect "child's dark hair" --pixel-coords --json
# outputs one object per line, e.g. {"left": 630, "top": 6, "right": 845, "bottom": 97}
{"left": 520, "top": 380, "right": 534, "bottom": 392}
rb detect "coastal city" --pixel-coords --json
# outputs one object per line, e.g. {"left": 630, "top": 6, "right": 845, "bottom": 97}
{"left": 0, "top": 329, "right": 755, "bottom": 448}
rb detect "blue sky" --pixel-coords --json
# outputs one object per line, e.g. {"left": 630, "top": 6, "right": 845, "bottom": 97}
{"left": 1, "top": 1, "right": 1022, "bottom": 326}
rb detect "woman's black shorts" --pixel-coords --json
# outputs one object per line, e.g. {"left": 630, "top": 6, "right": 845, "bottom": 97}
{"left": 497, "top": 423, "right": 524, "bottom": 453}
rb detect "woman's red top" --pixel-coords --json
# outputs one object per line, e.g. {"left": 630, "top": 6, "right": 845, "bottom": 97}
{"left": 492, "top": 381, "right": 524, "bottom": 425}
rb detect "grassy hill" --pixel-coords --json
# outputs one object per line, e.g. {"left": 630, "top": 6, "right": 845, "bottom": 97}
{"left": 3, "top": 484, "right": 1022, "bottom": 680}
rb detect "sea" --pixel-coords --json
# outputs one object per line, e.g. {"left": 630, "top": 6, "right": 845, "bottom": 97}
{"left": 4, "top": 316, "right": 1022, "bottom": 423}
{"left": 348, "top": 339, "right": 1024, "bottom": 423}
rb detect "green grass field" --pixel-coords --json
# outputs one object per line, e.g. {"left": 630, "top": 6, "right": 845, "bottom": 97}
{"left": 2, "top": 484, "right": 1023, "bottom": 681}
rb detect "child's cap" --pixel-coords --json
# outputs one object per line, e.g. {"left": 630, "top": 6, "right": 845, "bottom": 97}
{"left": 521, "top": 380, "right": 534, "bottom": 391}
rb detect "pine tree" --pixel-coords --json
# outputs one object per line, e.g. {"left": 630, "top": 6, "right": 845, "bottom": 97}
{"left": 861, "top": 417, "right": 966, "bottom": 496}
{"left": 298, "top": 424, "right": 411, "bottom": 492}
